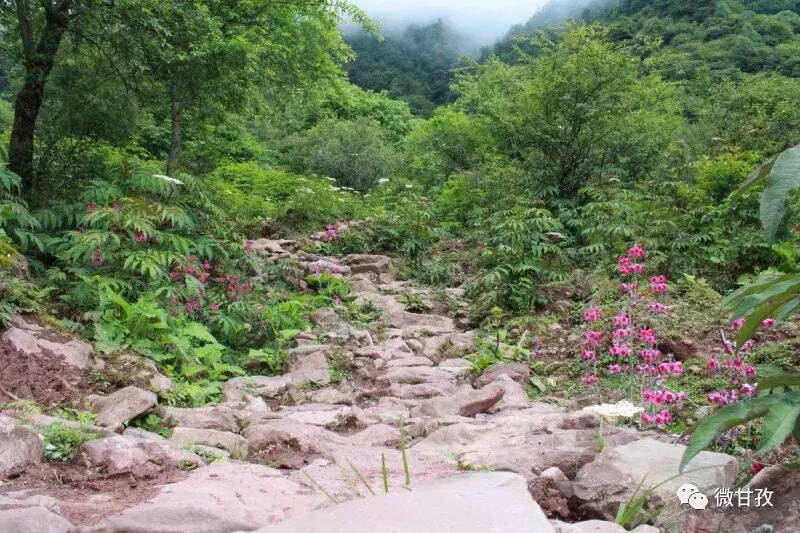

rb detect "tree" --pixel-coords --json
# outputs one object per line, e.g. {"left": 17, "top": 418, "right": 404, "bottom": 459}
{"left": 95, "top": 0, "right": 370, "bottom": 176}
{"left": 2, "top": 0, "right": 85, "bottom": 192}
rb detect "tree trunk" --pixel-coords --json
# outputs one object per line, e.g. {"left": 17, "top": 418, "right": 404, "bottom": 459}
{"left": 167, "top": 88, "right": 183, "bottom": 177}
{"left": 8, "top": 1, "right": 72, "bottom": 194}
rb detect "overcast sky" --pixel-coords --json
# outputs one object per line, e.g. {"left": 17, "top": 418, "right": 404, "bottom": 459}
{"left": 353, "top": 0, "right": 550, "bottom": 45}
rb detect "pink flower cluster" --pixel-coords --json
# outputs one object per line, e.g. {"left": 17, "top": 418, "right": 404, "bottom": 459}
{"left": 649, "top": 275, "right": 668, "bottom": 294}
{"left": 584, "top": 307, "right": 602, "bottom": 322}
{"left": 642, "top": 388, "right": 687, "bottom": 406}
{"left": 641, "top": 409, "right": 672, "bottom": 426}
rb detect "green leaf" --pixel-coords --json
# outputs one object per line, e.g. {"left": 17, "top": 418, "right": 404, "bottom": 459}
{"left": 758, "top": 373, "right": 800, "bottom": 389}
{"left": 760, "top": 143, "right": 800, "bottom": 241}
{"left": 181, "top": 322, "right": 219, "bottom": 344}
{"left": 529, "top": 375, "right": 546, "bottom": 392}
{"left": 681, "top": 395, "right": 778, "bottom": 471}
{"left": 757, "top": 401, "right": 800, "bottom": 455}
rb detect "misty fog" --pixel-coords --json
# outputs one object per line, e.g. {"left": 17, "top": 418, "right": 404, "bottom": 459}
{"left": 353, "top": 0, "right": 550, "bottom": 46}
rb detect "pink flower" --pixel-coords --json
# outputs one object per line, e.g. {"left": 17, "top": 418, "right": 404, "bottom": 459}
{"left": 707, "top": 357, "right": 720, "bottom": 372}
{"left": 639, "top": 348, "right": 661, "bottom": 364}
{"left": 613, "top": 328, "right": 631, "bottom": 338}
{"left": 186, "top": 266, "right": 196, "bottom": 275}
{"left": 641, "top": 412, "right": 655, "bottom": 424}
{"left": 584, "top": 375, "right": 598, "bottom": 385}
{"left": 654, "top": 409, "right": 672, "bottom": 426}
{"left": 761, "top": 318, "right": 776, "bottom": 328}
{"left": 170, "top": 310, "right": 179, "bottom": 317}
{"left": 584, "top": 330, "right": 604, "bottom": 345}
{"left": 581, "top": 350, "right": 596, "bottom": 361}
{"left": 91, "top": 250, "right": 103, "bottom": 266}
{"left": 583, "top": 307, "right": 602, "bottom": 322}
{"left": 210, "top": 302, "right": 220, "bottom": 311}
{"left": 650, "top": 281, "right": 668, "bottom": 293}
{"left": 741, "top": 383, "right": 756, "bottom": 398}
{"left": 627, "top": 244, "right": 645, "bottom": 258}
{"left": 650, "top": 275, "right": 667, "bottom": 284}
{"left": 202, "top": 263, "right": 211, "bottom": 271}
{"left": 609, "top": 344, "right": 631, "bottom": 357}
{"left": 244, "top": 240, "right": 253, "bottom": 251}
{"left": 612, "top": 315, "right": 630, "bottom": 326}
{"left": 636, "top": 364, "right": 654, "bottom": 374}
{"left": 650, "top": 302, "right": 670, "bottom": 314}
{"left": 671, "top": 361, "right": 683, "bottom": 375}
{"left": 135, "top": 232, "right": 146, "bottom": 243}
{"left": 85, "top": 202, "right": 96, "bottom": 214}
{"left": 741, "top": 340, "right": 755, "bottom": 352}
{"left": 731, "top": 318, "right": 745, "bottom": 330}
{"left": 169, "top": 270, "right": 181, "bottom": 281}
{"left": 638, "top": 328, "right": 656, "bottom": 345}
{"left": 629, "top": 263, "right": 645, "bottom": 274}
{"left": 607, "top": 364, "right": 622, "bottom": 374}
{"left": 620, "top": 282, "right": 638, "bottom": 294}
{"left": 187, "top": 256, "right": 197, "bottom": 264}
{"left": 744, "top": 365, "right": 757, "bottom": 378}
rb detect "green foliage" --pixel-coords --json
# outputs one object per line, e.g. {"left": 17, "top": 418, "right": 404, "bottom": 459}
{"left": 284, "top": 117, "right": 399, "bottom": 192}
{"left": 41, "top": 423, "right": 98, "bottom": 462}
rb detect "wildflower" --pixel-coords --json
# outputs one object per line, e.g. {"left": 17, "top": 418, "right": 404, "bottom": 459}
{"left": 627, "top": 244, "right": 645, "bottom": 258}
{"left": 707, "top": 357, "right": 720, "bottom": 373}
{"left": 91, "top": 250, "right": 103, "bottom": 266}
{"left": 244, "top": 240, "right": 253, "bottom": 251}
{"left": 641, "top": 412, "right": 655, "bottom": 424}
{"left": 581, "top": 349, "right": 596, "bottom": 361}
{"left": 187, "top": 256, "right": 197, "bottom": 264}
{"left": 170, "top": 310, "right": 179, "bottom": 317}
{"left": 612, "top": 315, "right": 630, "bottom": 326}
{"left": 169, "top": 270, "right": 181, "bottom": 281}
{"left": 620, "top": 282, "right": 638, "bottom": 294}
{"left": 85, "top": 202, "right": 97, "bottom": 214}
{"left": 583, "top": 307, "right": 602, "bottom": 322}
{"left": 77, "top": 226, "right": 86, "bottom": 233}
{"left": 609, "top": 344, "right": 631, "bottom": 357}
{"left": 744, "top": 365, "right": 757, "bottom": 378}
{"left": 650, "top": 302, "right": 670, "bottom": 314}
{"left": 639, "top": 348, "right": 661, "bottom": 364}
{"left": 741, "top": 340, "right": 755, "bottom": 352}
{"left": 650, "top": 275, "right": 667, "bottom": 284}
{"left": 186, "top": 266, "right": 196, "bottom": 275}
{"left": 210, "top": 302, "right": 220, "bottom": 311}
{"left": 135, "top": 233, "right": 146, "bottom": 243}
{"left": 671, "top": 361, "right": 683, "bottom": 375}
{"left": 584, "top": 375, "right": 598, "bottom": 385}
{"left": 654, "top": 409, "right": 672, "bottom": 426}
{"left": 638, "top": 328, "right": 656, "bottom": 345}
{"left": 629, "top": 263, "right": 645, "bottom": 274}
{"left": 650, "top": 281, "right": 668, "bottom": 293}
{"left": 761, "top": 318, "right": 776, "bottom": 328}
{"left": 198, "top": 272, "right": 210, "bottom": 283}
{"left": 731, "top": 318, "right": 745, "bottom": 330}
{"left": 202, "top": 263, "right": 211, "bottom": 271}
{"left": 584, "top": 330, "right": 604, "bottom": 345}
{"left": 613, "top": 328, "right": 631, "bottom": 338}
{"left": 608, "top": 364, "right": 622, "bottom": 374}
{"left": 741, "top": 383, "right": 756, "bottom": 398}
{"left": 636, "top": 364, "right": 654, "bottom": 374}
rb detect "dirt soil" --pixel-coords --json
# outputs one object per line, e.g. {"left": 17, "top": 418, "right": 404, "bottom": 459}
{"left": 0, "top": 462, "right": 187, "bottom": 526}
{"left": 0, "top": 344, "right": 100, "bottom": 406}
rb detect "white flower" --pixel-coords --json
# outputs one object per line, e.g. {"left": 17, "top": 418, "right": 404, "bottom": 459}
{"left": 153, "top": 174, "right": 183, "bottom": 185}
{"left": 404, "top": 183, "right": 413, "bottom": 189}
{"left": 581, "top": 400, "right": 642, "bottom": 423}
{"left": 377, "top": 178, "right": 390, "bottom": 185}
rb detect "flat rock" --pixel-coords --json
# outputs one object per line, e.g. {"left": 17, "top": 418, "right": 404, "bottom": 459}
{"left": 574, "top": 438, "right": 738, "bottom": 519}
{"left": 158, "top": 405, "right": 239, "bottom": 433}
{"left": 89, "top": 386, "right": 157, "bottom": 431}
{"left": 410, "top": 384, "right": 505, "bottom": 418}
{"left": 383, "top": 356, "right": 434, "bottom": 368}
{"left": 342, "top": 254, "right": 392, "bottom": 274}
{"left": 255, "top": 472, "right": 554, "bottom": 533}
{"left": 0, "top": 506, "right": 73, "bottom": 533}
{"left": 382, "top": 366, "right": 455, "bottom": 386}
{"left": 356, "top": 293, "right": 454, "bottom": 332}
{"left": 348, "top": 424, "right": 401, "bottom": 447}
{"left": 487, "top": 374, "right": 533, "bottom": 413}
{"left": 245, "top": 419, "right": 348, "bottom": 468}
{"left": 438, "top": 358, "right": 473, "bottom": 376}
{"left": 80, "top": 434, "right": 202, "bottom": 475}
{"left": 474, "top": 362, "right": 531, "bottom": 388}
{"left": 84, "top": 462, "right": 324, "bottom": 533}
{"left": 170, "top": 427, "right": 247, "bottom": 456}
{"left": 0, "top": 415, "right": 42, "bottom": 477}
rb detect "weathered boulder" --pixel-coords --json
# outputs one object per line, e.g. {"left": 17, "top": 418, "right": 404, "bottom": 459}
{"left": 158, "top": 405, "right": 239, "bottom": 433}
{"left": 0, "top": 415, "right": 42, "bottom": 477}
{"left": 80, "top": 434, "right": 202, "bottom": 475}
{"left": 245, "top": 419, "right": 348, "bottom": 468}
{"left": 437, "top": 357, "right": 473, "bottom": 376}
{"left": 487, "top": 374, "right": 533, "bottom": 413}
{"left": 415, "top": 405, "right": 641, "bottom": 480}
{"left": 342, "top": 254, "right": 392, "bottom": 274}
{"left": 256, "top": 472, "right": 554, "bottom": 533}
{"left": 348, "top": 424, "right": 401, "bottom": 447}
{"left": 0, "top": 506, "right": 73, "bottom": 533}
{"left": 84, "top": 463, "right": 324, "bottom": 533}
{"left": 381, "top": 366, "right": 455, "bottom": 386}
{"left": 101, "top": 352, "right": 172, "bottom": 393}
{"left": 89, "top": 386, "right": 157, "bottom": 431}
{"left": 284, "top": 347, "right": 329, "bottom": 383}
{"left": 280, "top": 404, "right": 356, "bottom": 430}
{"left": 170, "top": 427, "right": 248, "bottom": 456}
{"left": 474, "top": 362, "right": 531, "bottom": 388}
{"left": 410, "top": 384, "right": 505, "bottom": 418}
{"left": 1, "top": 324, "right": 97, "bottom": 370}
{"left": 573, "top": 438, "right": 738, "bottom": 519}
{"left": 382, "top": 356, "right": 434, "bottom": 369}
{"left": 356, "top": 293, "right": 454, "bottom": 332}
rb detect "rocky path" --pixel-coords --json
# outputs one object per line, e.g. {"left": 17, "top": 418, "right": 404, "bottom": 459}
{"left": 0, "top": 240, "right": 745, "bottom": 532}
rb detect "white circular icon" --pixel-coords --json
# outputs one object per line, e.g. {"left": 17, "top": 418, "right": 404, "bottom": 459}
{"left": 688, "top": 492, "right": 709, "bottom": 510}
{"left": 677, "top": 483, "right": 699, "bottom": 504}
